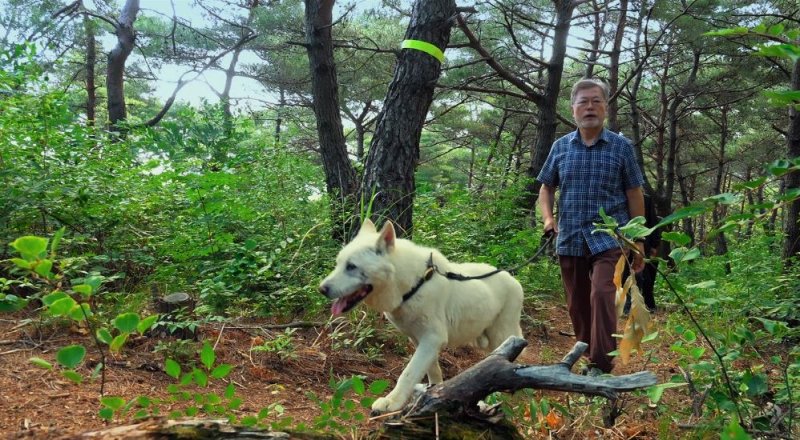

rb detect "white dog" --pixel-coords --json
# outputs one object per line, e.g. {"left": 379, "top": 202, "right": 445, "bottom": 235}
{"left": 319, "top": 219, "right": 524, "bottom": 413}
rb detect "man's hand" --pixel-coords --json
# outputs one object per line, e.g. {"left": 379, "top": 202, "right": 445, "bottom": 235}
{"left": 543, "top": 217, "right": 558, "bottom": 236}
{"left": 632, "top": 242, "right": 645, "bottom": 273}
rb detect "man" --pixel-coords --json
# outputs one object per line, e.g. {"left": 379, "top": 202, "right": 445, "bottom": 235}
{"left": 537, "top": 78, "right": 645, "bottom": 376}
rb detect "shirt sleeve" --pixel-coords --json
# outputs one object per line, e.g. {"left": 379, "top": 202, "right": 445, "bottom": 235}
{"left": 537, "top": 142, "right": 559, "bottom": 187}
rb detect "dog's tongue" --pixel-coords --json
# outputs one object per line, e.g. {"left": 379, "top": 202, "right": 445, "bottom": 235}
{"left": 331, "top": 298, "right": 349, "bottom": 315}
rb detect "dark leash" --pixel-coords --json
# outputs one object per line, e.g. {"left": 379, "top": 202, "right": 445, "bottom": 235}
{"left": 402, "top": 232, "right": 555, "bottom": 303}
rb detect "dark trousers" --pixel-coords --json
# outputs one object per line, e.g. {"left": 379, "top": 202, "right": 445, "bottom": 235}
{"left": 558, "top": 248, "right": 621, "bottom": 373}
{"left": 624, "top": 260, "right": 659, "bottom": 312}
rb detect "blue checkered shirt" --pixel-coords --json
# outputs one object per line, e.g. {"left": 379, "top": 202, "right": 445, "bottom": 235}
{"left": 537, "top": 128, "right": 644, "bottom": 256}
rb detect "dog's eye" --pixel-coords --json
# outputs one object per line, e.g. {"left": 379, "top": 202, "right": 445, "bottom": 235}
{"left": 345, "top": 262, "right": 357, "bottom": 271}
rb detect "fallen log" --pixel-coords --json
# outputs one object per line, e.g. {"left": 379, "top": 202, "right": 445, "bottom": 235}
{"left": 406, "top": 336, "right": 657, "bottom": 417}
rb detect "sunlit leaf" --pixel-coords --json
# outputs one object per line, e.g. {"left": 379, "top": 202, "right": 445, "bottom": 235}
{"left": 200, "top": 341, "right": 215, "bottom": 370}
{"left": 56, "top": 345, "right": 86, "bottom": 369}
{"left": 113, "top": 313, "right": 140, "bottom": 333}
{"left": 662, "top": 231, "right": 691, "bottom": 246}
{"left": 646, "top": 382, "right": 687, "bottom": 404}
{"left": 165, "top": 359, "right": 181, "bottom": 379}
{"left": 137, "top": 314, "right": 159, "bottom": 334}
{"left": 11, "top": 236, "right": 48, "bottom": 261}
{"left": 110, "top": 333, "right": 129, "bottom": 353}
{"left": 29, "top": 357, "right": 53, "bottom": 369}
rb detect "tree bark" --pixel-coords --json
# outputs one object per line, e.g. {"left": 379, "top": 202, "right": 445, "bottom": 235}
{"left": 305, "top": 0, "right": 359, "bottom": 241}
{"left": 361, "top": 0, "right": 456, "bottom": 237}
{"left": 106, "top": 0, "right": 139, "bottom": 134}
{"left": 606, "top": 0, "right": 628, "bottom": 133}
{"left": 84, "top": 13, "right": 96, "bottom": 127}
{"left": 524, "top": 0, "right": 576, "bottom": 218}
{"left": 784, "top": 58, "right": 800, "bottom": 266}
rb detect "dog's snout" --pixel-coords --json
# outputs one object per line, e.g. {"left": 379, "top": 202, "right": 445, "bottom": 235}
{"left": 319, "top": 284, "right": 330, "bottom": 297}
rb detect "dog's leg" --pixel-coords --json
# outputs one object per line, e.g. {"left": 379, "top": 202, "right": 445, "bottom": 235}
{"left": 426, "top": 360, "right": 443, "bottom": 384}
{"left": 372, "top": 335, "right": 444, "bottom": 413}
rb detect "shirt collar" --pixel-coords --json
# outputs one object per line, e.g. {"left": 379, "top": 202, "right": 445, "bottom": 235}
{"left": 570, "top": 128, "right": 610, "bottom": 148}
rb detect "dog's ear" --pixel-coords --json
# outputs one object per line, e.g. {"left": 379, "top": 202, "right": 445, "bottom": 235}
{"left": 358, "top": 219, "right": 377, "bottom": 235}
{"left": 376, "top": 221, "right": 396, "bottom": 253}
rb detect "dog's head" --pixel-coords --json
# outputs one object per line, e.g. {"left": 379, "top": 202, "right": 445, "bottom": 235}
{"left": 319, "top": 219, "right": 399, "bottom": 315}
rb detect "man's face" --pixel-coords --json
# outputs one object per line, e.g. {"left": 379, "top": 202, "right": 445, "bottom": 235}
{"left": 572, "top": 86, "right": 607, "bottom": 130}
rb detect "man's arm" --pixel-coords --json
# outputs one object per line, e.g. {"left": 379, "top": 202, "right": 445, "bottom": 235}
{"left": 539, "top": 184, "right": 558, "bottom": 235}
{"left": 626, "top": 186, "right": 645, "bottom": 272}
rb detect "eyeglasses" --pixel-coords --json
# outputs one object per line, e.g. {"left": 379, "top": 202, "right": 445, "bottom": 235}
{"left": 573, "top": 98, "right": 606, "bottom": 108}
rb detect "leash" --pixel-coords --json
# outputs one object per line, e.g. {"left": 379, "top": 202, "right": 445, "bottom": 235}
{"left": 402, "top": 233, "right": 555, "bottom": 303}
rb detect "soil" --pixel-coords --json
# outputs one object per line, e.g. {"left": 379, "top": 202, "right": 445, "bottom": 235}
{"left": 0, "top": 300, "right": 686, "bottom": 439}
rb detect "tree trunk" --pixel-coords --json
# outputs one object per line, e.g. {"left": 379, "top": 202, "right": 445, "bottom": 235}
{"left": 84, "top": 14, "right": 96, "bottom": 127}
{"left": 361, "top": 0, "right": 456, "bottom": 237}
{"left": 524, "top": 0, "right": 575, "bottom": 219}
{"left": 784, "top": 58, "right": 800, "bottom": 266}
{"left": 106, "top": 0, "right": 139, "bottom": 134}
{"left": 606, "top": 0, "right": 628, "bottom": 133}
{"left": 304, "top": 0, "right": 359, "bottom": 241}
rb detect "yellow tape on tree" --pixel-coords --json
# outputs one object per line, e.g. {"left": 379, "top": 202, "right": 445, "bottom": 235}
{"left": 401, "top": 39, "right": 445, "bottom": 63}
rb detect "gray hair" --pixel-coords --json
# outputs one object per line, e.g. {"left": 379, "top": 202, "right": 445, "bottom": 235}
{"left": 570, "top": 78, "right": 610, "bottom": 104}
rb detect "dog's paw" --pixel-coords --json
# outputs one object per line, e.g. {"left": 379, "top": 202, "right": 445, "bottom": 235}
{"left": 371, "top": 396, "right": 404, "bottom": 414}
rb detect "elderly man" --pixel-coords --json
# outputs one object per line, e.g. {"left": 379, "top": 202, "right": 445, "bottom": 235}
{"left": 537, "top": 77, "right": 645, "bottom": 376}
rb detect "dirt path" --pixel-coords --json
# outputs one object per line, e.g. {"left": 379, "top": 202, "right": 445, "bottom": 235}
{"left": 0, "top": 302, "right": 678, "bottom": 439}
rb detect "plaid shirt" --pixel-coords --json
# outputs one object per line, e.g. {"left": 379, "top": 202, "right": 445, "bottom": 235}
{"left": 537, "top": 128, "right": 644, "bottom": 256}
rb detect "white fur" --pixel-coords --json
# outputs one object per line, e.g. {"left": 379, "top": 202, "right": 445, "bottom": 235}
{"left": 319, "top": 220, "right": 524, "bottom": 413}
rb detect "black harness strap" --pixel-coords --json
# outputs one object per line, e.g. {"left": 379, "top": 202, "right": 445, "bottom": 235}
{"left": 400, "top": 234, "right": 554, "bottom": 304}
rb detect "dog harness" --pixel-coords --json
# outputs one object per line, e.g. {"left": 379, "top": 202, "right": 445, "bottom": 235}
{"left": 400, "top": 233, "right": 555, "bottom": 304}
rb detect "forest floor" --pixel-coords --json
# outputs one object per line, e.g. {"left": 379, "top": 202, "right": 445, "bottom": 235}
{"left": 0, "top": 299, "right": 689, "bottom": 439}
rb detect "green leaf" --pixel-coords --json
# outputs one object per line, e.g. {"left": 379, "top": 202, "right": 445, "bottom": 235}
{"left": 687, "top": 280, "right": 716, "bottom": 290}
{"left": 767, "top": 159, "right": 793, "bottom": 177}
{"left": 99, "top": 408, "right": 114, "bottom": 420}
{"left": 722, "top": 418, "right": 751, "bottom": 440}
{"left": 56, "top": 345, "right": 86, "bottom": 369}
{"left": 669, "top": 247, "right": 701, "bottom": 263}
{"left": 211, "top": 364, "right": 233, "bottom": 379}
{"left": 733, "top": 177, "right": 766, "bottom": 191}
{"left": 110, "top": 333, "right": 129, "bottom": 353}
{"left": 29, "top": 357, "right": 53, "bottom": 369}
{"left": 72, "top": 284, "right": 92, "bottom": 296}
{"left": 200, "top": 341, "right": 215, "bottom": 370}
{"left": 368, "top": 379, "right": 390, "bottom": 395}
{"left": 48, "top": 296, "right": 77, "bottom": 316}
{"left": 96, "top": 328, "right": 113, "bottom": 344}
{"left": 779, "top": 187, "right": 800, "bottom": 202}
{"left": 83, "top": 276, "right": 104, "bottom": 293}
{"left": 755, "top": 317, "right": 789, "bottom": 338}
{"left": 661, "top": 231, "right": 691, "bottom": 246}
{"left": 50, "top": 227, "right": 66, "bottom": 258}
{"left": 62, "top": 370, "right": 83, "bottom": 384}
{"left": 706, "top": 193, "right": 740, "bottom": 205}
{"left": 113, "top": 313, "right": 140, "bottom": 333}
{"left": 657, "top": 204, "right": 709, "bottom": 228}
{"left": 136, "top": 314, "right": 158, "bottom": 334}
{"left": 351, "top": 376, "right": 365, "bottom": 395}
{"left": 101, "top": 396, "right": 127, "bottom": 410}
{"left": 194, "top": 368, "right": 208, "bottom": 387}
{"left": 11, "top": 236, "right": 48, "bottom": 261}
{"left": 165, "top": 359, "right": 181, "bottom": 379}
{"left": 68, "top": 303, "right": 93, "bottom": 321}
{"left": 742, "top": 372, "right": 768, "bottom": 397}
{"left": 9, "top": 258, "right": 33, "bottom": 269}
{"left": 0, "top": 294, "right": 28, "bottom": 312}
{"left": 224, "top": 383, "right": 236, "bottom": 399}
{"left": 34, "top": 259, "right": 53, "bottom": 278}
{"left": 703, "top": 27, "right": 749, "bottom": 37}
{"left": 646, "top": 382, "right": 687, "bottom": 404}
